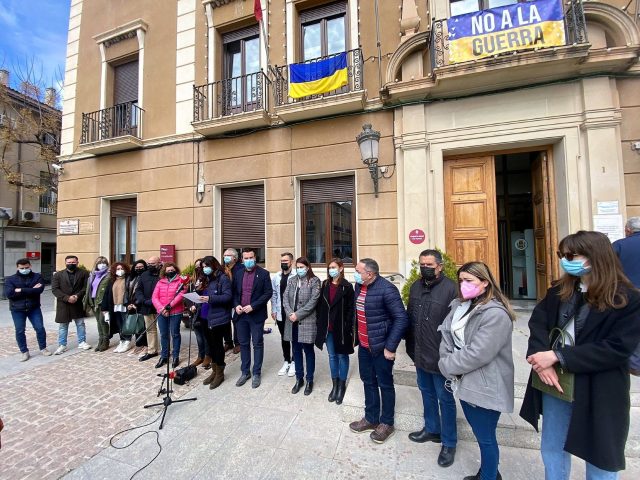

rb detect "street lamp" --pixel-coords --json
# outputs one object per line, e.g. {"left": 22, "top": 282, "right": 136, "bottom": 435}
{"left": 0, "top": 209, "right": 10, "bottom": 301}
{"left": 356, "top": 123, "right": 382, "bottom": 197}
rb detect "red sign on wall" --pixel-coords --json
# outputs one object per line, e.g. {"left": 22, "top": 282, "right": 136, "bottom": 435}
{"left": 160, "top": 245, "right": 176, "bottom": 263}
{"left": 409, "top": 229, "right": 426, "bottom": 245}
{"left": 26, "top": 251, "right": 41, "bottom": 260}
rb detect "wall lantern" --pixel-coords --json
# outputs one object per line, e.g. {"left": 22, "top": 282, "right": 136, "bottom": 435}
{"left": 356, "top": 123, "right": 382, "bottom": 197}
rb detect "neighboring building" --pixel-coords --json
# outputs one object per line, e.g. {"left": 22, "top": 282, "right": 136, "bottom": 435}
{"left": 0, "top": 69, "right": 60, "bottom": 283}
{"left": 57, "top": 0, "right": 640, "bottom": 301}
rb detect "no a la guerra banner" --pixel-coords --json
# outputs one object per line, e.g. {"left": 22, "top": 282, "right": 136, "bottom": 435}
{"left": 447, "top": 0, "right": 566, "bottom": 63}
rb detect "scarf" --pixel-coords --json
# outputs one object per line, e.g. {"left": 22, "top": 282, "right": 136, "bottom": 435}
{"left": 91, "top": 269, "right": 108, "bottom": 298}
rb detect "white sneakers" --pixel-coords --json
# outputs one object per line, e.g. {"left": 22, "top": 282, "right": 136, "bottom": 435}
{"left": 54, "top": 345, "right": 68, "bottom": 355}
{"left": 21, "top": 351, "right": 30, "bottom": 362}
{"left": 288, "top": 361, "right": 296, "bottom": 377}
{"left": 41, "top": 348, "right": 52, "bottom": 356}
{"left": 278, "top": 361, "right": 291, "bottom": 376}
{"left": 114, "top": 340, "right": 133, "bottom": 353}
{"left": 78, "top": 342, "right": 92, "bottom": 351}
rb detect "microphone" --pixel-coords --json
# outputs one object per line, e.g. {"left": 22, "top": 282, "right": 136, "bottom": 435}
{"left": 175, "top": 275, "right": 191, "bottom": 294}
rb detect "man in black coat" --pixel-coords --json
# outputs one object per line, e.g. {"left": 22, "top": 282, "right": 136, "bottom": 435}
{"left": 134, "top": 255, "right": 162, "bottom": 361}
{"left": 231, "top": 248, "right": 273, "bottom": 389}
{"left": 51, "top": 255, "right": 90, "bottom": 354}
{"left": 405, "top": 249, "right": 458, "bottom": 467}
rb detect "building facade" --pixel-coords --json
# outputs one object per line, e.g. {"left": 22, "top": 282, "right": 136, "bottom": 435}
{"left": 58, "top": 0, "right": 640, "bottom": 300}
{"left": 0, "top": 70, "right": 60, "bottom": 283}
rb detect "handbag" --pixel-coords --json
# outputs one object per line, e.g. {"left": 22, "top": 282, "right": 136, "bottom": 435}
{"left": 122, "top": 313, "right": 145, "bottom": 336}
{"left": 532, "top": 326, "right": 575, "bottom": 402}
{"left": 629, "top": 342, "right": 640, "bottom": 376}
{"left": 173, "top": 365, "right": 197, "bottom": 385}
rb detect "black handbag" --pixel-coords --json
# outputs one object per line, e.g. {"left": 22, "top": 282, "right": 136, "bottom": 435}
{"left": 173, "top": 365, "right": 197, "bottom": 385}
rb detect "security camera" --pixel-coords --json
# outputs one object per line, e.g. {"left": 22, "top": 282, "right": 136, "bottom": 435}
{"left": 51, "top": 163, "right": 64, "bottom": 173}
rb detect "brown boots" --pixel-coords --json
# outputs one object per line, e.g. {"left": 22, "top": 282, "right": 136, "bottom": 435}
{"left": 201, "top": 355, "right": 212, "bottom": 369}
{"left": 191, "top": 357, "right": 204, "bottom": 367}
{"left": 202, "top": 364, "right": 225, "bottom": 389}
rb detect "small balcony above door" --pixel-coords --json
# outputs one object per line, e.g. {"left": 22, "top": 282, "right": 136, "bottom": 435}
{"left": 80, "top": 102, "right": 144, "bottom": 155}
{"left": 192, "top": 71, "right": 271, "bottom": 136}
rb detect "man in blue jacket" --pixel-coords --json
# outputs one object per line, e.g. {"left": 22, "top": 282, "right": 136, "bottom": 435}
{"left": 4, "top": 258, "right": 51, "bottom": 361}
{"left": 232, "top": 248, "right": 273, "bottom": 388}
{"left": 349, "top": 258, "right": 409, "bottom": 444}
{"left": 613, "top": 217, "right": 640, "bottom": 288}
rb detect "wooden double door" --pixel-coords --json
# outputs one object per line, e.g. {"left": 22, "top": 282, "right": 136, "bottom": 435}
{"left": 443, "top": 152, "right": 557, "bottom": 301}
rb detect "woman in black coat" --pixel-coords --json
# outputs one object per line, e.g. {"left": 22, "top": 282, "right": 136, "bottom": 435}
{"left": 520, "top": 231, "right": 640, "bottom": 478}
{"left": 316, "top": 258, "right": 355, "bottom": 405}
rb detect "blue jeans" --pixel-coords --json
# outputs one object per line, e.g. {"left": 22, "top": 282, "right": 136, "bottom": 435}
{"left": 236, "top": 316, "right": 265, "bottom": 375}
{"left": 157, "top": 314, "right": 181, "bottom": 361}
{"left": 292, "top": 324, "right": 315, "bottom": 382}
{"left": 358, "top": 347, "right": 396, "bottom": 426}
{"left": 58, "top": 318, "right": 87, "bottom": 346}
{"left": 11, "top": 308, "right": 47, "bottom": 353}
{"left": 416, "top": 368, "right": 457, "bottom": 448}
{"left": 461, "top": 401, "right": 501, "bottom": 480}
{"left": 193, "top": 319, "right": 208, "bottom": 359}
{"left": 326, "top": 332, "right": 349, "bottom": 381}
{"left": 541, "top": 393, "right": 619, "bottom": 480}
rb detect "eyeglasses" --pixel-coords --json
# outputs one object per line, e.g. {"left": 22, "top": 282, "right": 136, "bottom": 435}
{"left": 556, "top": 251, "right": 580, "bottom": 261}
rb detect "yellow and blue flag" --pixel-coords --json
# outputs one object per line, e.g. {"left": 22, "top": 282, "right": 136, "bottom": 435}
{"left": 447, "top": 0, "right": 566, "bottom": 64}
{"left": 289, "top": 52, "right": 348, "bottom": 99}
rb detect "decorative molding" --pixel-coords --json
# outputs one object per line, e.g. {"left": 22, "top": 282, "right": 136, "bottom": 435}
{"left": 202, "top": 0, "right": 233, "bottom": 8}
{"left": 385, "top": 31, "right": 429, "bottom": 85}
{"left": 400, "top": 0, "right": 420, "bottom": 42}
{"left": 93, "top": 19, "right": 149, "bottom": 45}
{"left": 583, "top": 2, "right": 640, "bottom": 47}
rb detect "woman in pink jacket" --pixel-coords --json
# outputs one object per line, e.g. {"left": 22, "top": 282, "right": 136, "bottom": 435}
{"left": 152, "top": 263, "right": 185, "bottom": 369}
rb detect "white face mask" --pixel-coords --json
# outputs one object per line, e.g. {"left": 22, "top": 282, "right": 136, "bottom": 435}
{"left": 115, "top": 270, "right": 125, "bottom": 277}
{"left": 97, "top": 263, "right": 108, "bottom": 272}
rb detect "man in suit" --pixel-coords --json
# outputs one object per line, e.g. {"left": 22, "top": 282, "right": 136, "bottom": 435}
{"left": 51, "top": 255, "right": 91, "bottom": 354}
{"left": 232, "top": 247, "right": 273, "bottom": 388}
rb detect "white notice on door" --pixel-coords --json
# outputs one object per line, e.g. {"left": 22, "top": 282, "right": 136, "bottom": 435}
{"left": 596, "top": 201, "right": 619, "bottom": 215}
{"left": 593, "top": 214, "right": 624, "bottom": 242}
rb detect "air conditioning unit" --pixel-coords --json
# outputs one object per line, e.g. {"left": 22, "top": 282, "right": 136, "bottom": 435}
{"left": 20, "top": 210, "right": 41, "bottom": 222}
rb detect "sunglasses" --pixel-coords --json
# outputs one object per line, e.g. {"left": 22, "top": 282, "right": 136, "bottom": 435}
{"left": 556, "top": 251, "right": 580, "bottom": 261}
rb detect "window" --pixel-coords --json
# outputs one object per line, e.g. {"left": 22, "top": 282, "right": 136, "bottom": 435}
{"left": 222, "top": 185, "right": 265, "bottom": 264}
{"left": 300, "top": 1, "right": 347, "bottom": 61}
{"left": 110, "top": 198, "right": 137, "bottom": 264}
{"left": 223, "top": 26, "right": 261, "bottom": 114}
{"left": 450, "top": 0, "right": 518, "bottom": 17}
{"left": 112, "top": 58, "right": 139, "bottom": 136}
{"left": 301, "top": 176, "right": 355, "bottom": 265}
{"left": 39, "top": 171, "right": 57, "bottom": 214}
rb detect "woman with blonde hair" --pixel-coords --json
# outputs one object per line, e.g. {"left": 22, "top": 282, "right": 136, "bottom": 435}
{"left": 83, "top": 256, "right": 112, "bottom": 352}
{"left": 521, "top": 231, "right": 640, "bottom": 479}
{"left": 438, "top": 261, "right": 515, "bottom": 480}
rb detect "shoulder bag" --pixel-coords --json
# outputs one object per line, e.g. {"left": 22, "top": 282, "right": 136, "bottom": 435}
{"left": 531, "top": 326, "right": 575, "bottom": 402}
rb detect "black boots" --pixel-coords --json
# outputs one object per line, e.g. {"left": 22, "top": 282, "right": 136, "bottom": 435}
{"left": 335, "top": 379, "right": 347, "bottom": 405}
{"left": 291, "top": 378, "right": 304, "bottom": 394}
{"left": 328, "top": 378, "right": 338, "bottom": 402}
{"left": 304, "top": 381, "right": 314, "bottom": 396}
{"left": 463, "top": 469, "right": 502, "bottom": 480}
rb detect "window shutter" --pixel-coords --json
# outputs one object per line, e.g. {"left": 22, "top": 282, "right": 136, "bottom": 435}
{"left": 113, "top": 60, "right": 139, "bottom": 105}
{"left": 222, "top": 185, "right": 265, "bottom": 248}
{"left": 301, "top": 176, "right": 354, "bottom": 204}
{"left": 222, "top": 25, "right": 260, "bottom": 44}
{"left": 111, "top": 198, "right": 137, "bottom": 217}
{"left": 299, "top": 1, "right": 347, "bottom": 23}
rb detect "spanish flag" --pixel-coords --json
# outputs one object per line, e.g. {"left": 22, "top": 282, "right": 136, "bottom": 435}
{"left": 288, "top": 52, "right": 348, "bottom": 99}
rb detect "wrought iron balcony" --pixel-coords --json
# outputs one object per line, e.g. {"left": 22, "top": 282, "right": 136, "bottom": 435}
{"left": 192, "top": 71, "right": 271, "bottom": 135}
{"left": 80, "top": 102, "right": 144, "bottom": 153}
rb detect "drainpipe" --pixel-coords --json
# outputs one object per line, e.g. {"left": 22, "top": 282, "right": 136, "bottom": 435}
{"left": 374, "top": 0, "right": 383, "bottom": 94}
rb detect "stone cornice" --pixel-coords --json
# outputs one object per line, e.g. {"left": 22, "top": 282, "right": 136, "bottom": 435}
{"left": 93, "top": 19, "right": 148, "bottom": 46}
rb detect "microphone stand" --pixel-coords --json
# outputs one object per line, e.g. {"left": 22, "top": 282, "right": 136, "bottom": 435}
{"left": 143, "top": 280, "right": 196, "bottom": 429}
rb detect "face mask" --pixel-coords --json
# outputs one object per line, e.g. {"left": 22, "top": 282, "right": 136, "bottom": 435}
{"left": 354, "top": 272, "right": 364, "bottom": 285}
{"left": 97, "top": 263, "right": 108, "bottom": 272}
{"left": 165, "top": 271, "right": 176, "bottom": 279}
{"left": 223, "top": 256, "right": 233, "bottom": 265}
{"left": 134, "top": 268, "right": 145, "bottom": 275}
{"left": 66, "top": 264, "right": 77, "bottom": 272}
{"left": 328, "top": 268, "right": 340, "bottom": 279}
{"left": 203, "top": 266, "right": 213, "bottom": 276}
{"left": 115, "top": 270, "right": 125, "bottom": 277}
{"left": 19, "top": 268, "right": 31, "bottom": 275}
{"left": 560, "top": 257, "right": 591, "bottom": 277}
{"left": 296, "top": 267, "right": 308, "bottom": 278}
{"left": 281, "top": 263, "right": 290, "bottom": 272}
{"left": 244, "top": 259, "right": 256, "bottom": 270}
{"left": 149, "top": 265, "right": 160, "bottom": 273}
{"left": 460, "top": 281, "right": 484, "bottom": 300}
{"left": 420, "top": 266, "right": 437, "bottom": 281}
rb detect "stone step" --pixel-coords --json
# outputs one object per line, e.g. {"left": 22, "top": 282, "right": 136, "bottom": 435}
{"left": 340, "top": 382, "right": 640, "bottom": 457}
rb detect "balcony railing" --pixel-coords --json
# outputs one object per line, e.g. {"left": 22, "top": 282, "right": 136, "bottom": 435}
{"left": 193, "top": 71, "right": 270, "bottom": 122}
{"left": 39, "top": 191, "right": 56, "bottom": 214}
{"left": 431, "top": 0, "right": 588, "bottom": 69}
{"left": 81, "top": 102, "right": 144, "bottom": 144}
{"left": 272, "top": 48, "right": 364, "bottom": 106}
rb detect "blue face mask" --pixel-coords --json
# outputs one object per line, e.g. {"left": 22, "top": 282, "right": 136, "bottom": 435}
{"left": 296, "top": 267, "right": 308, "bottom": 278}
{"left": 19, "top": 268, "right": 31, "bottom": 275}
{"left": 223, "top": 255, "right": 233, "bottom": 265}
{"left": 354, "top": 272, "right": 364, "bottom": 285}
{"left": 560, "top": 257, "right": 591, "bottom": 277}
{"left": 328, "top": 268, "right": 340, "bottom": 279}
{"left": 244, "top": 259, "right": 256, "bottom": 270}
{"left": 203, "top": 266, "right": 213, "bottom": 276}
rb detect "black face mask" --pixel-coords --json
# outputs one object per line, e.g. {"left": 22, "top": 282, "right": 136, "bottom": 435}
{"left": 149, "top": 265, "right": 160, "bottom": 273}
{"left": 134, "top": 268, "right": 145, "bottom": 275}
{"left": 66, "top": 264, "right": 77, "bottom": 272}
{"left": 281, "top": 263, "right": 290, "bottom": 272}
{"left": 420, "top": 266, "right": 437, "bottom": 282}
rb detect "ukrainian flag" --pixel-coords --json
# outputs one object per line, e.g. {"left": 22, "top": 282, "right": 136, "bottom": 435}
{"left": 289, "top": 52, "right": 348, "bottom": 99}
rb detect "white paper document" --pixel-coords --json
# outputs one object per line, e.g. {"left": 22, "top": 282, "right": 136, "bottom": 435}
{"left": 183, "top": 292, "right": 205, "bottom": 304}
